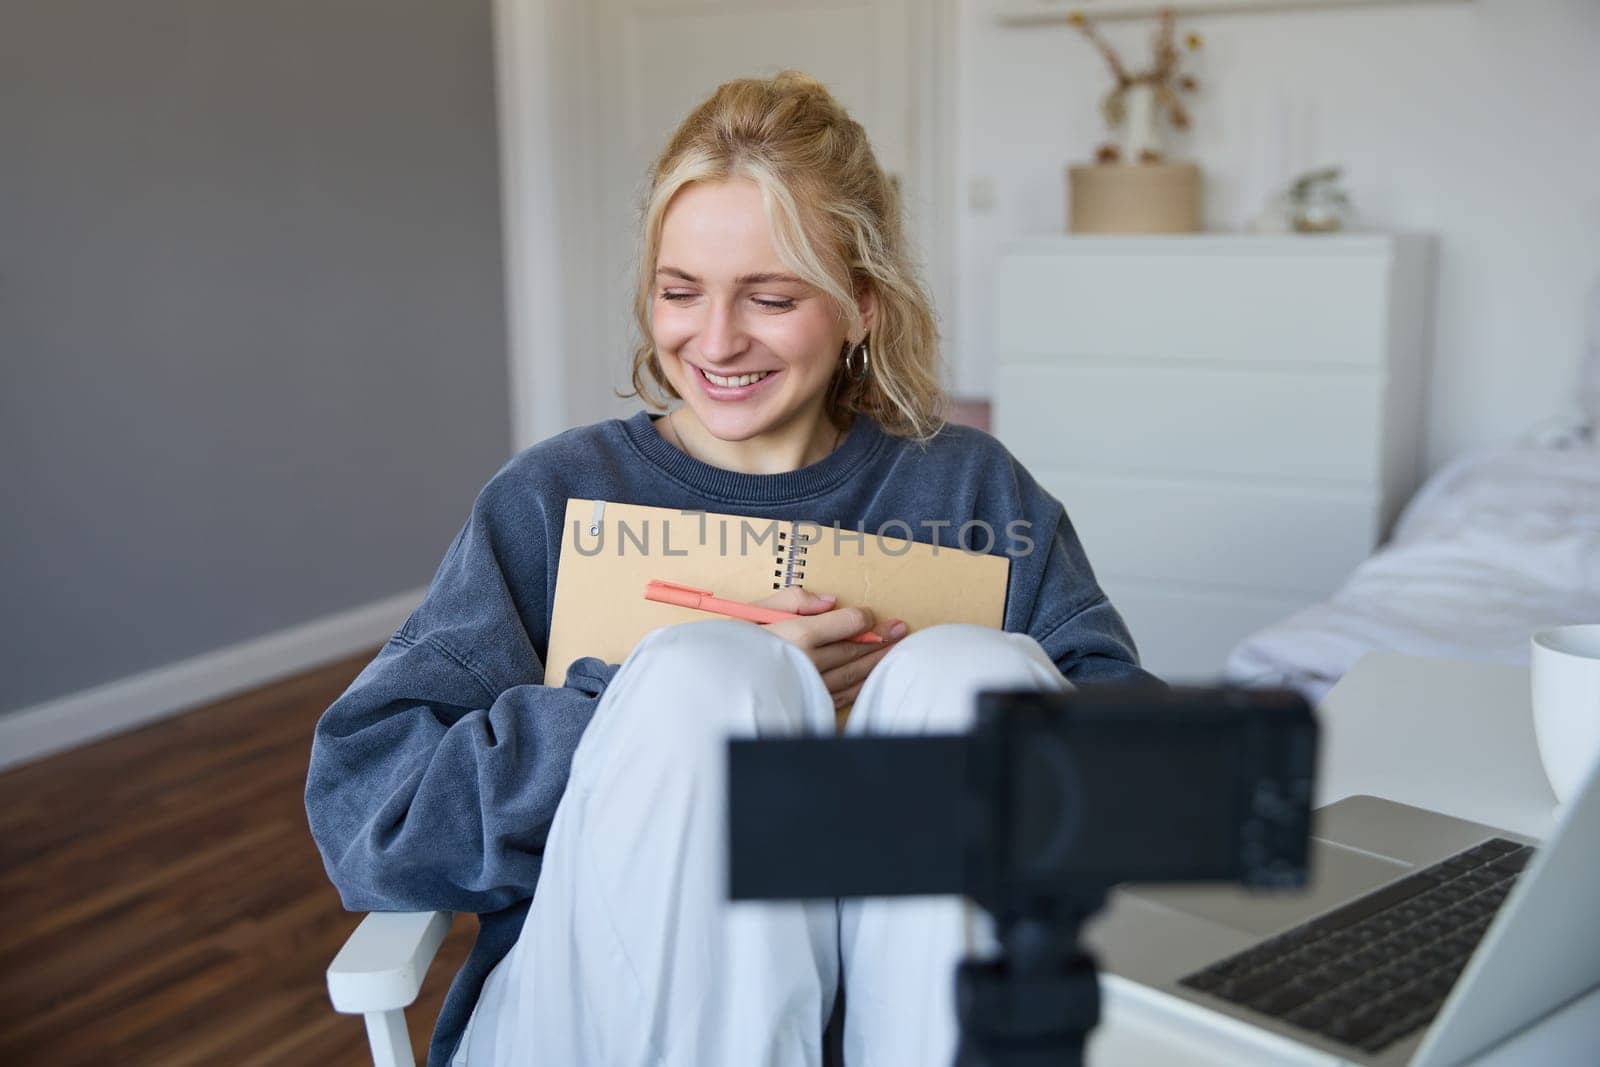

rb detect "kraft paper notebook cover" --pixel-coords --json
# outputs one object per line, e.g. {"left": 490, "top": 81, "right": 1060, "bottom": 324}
{"left": 544, "top": 498, "right": 1011, "bottom": 694}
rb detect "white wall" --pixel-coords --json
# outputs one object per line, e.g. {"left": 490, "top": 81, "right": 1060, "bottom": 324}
{"left": 954, "top": 0, "right": 1600, "bottom": 474}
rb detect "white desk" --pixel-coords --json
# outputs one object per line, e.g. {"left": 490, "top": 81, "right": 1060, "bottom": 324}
{"left": 1086, "top": 653, "right": 1600, "bottom": 1065}
{"left": 1314, "top": 654, "right": 1558, "bottom": 839}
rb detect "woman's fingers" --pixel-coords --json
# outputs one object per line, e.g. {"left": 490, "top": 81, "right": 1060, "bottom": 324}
{"left": 817, "top": 638, "right": 899, "bottom": 693}
{"left": 808, "top": 622, "right": 901, "bottom": 673}
{"left": 752, "top": 590, "right": 903, "bottom": 643}
{"left": 759, "top": 600, "right": 909, "bottom": 701}
{"left": 769, "top": 605, "right": 877, "bottom": 649}
{"left": 751, "top": 587, "right": 837, "bottom": 616}
{"left": 819, "top": 652, "right": 881, "bottom": 695}
{"left": 875, "top": 618, "right": 909, "bottom": 641}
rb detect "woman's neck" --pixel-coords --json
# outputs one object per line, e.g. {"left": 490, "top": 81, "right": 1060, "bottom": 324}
{"left": 666, "top": 404, "right": 847, "bottom": 474}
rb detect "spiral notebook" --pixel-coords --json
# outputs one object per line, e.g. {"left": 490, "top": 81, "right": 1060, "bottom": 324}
{"left": 544, "top": 498, "right": 1012, "bottom": 695}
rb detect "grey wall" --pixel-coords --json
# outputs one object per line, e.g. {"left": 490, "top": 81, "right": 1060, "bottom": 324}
{"left": 0, "top": 0, "right": 512, "bottom": 714}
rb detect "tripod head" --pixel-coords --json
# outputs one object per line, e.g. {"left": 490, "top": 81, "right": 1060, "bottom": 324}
{"left": 728, "top": 685, "right": 1317, "bottom": 1066}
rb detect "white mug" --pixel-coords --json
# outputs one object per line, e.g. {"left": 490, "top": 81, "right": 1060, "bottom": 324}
{"left": 1531, "top": 624, "right": 1600, "bottom": 806}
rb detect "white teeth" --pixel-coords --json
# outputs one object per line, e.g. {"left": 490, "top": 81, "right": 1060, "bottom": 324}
{"left": 703, "top": 368, "right": 772, "bottom": 388}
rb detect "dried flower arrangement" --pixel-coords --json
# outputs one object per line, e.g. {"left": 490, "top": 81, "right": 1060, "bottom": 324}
{"left": 1068, "top": 9, "right": 1202, "bottom": 165}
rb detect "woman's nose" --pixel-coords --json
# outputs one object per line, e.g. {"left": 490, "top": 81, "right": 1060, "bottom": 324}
{"left": 697, "top": 300, "right": 748, "bottom": 363}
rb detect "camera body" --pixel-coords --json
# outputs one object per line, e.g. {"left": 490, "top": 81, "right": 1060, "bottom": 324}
{"left": 728, "top": 685, "right": 1317, "bottom": 1067}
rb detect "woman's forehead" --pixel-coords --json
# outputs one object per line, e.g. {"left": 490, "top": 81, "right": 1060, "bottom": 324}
{"left": 657, "top": 180, "right": 788, "bottom": 280}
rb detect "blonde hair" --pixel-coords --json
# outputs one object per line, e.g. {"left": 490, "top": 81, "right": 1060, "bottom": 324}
{"left": 621, "top": 71, "right": 946, "bottom": 440}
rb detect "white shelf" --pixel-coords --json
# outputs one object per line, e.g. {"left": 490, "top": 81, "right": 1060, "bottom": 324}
{"left": 995, "top": 0, "right": 1470, "bottom": 24}
{"left": 1003, "top": 232, "right": 1418, "bottom": 257}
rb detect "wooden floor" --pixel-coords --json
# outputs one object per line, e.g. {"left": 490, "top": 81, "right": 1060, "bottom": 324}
{"left": 0, "top": 652, "right": 475, "bottom": 1066}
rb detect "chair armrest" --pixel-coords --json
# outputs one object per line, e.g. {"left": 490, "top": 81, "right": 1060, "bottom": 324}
{"left": 327, "top": 910, "right": 454, "bottom": 1014}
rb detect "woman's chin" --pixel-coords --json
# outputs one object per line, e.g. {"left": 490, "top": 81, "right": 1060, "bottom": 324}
{"left": 673, "top": 377, "right": 827, "bottom": 445}
{"left": 691, "top": 411, "right": 766, "bottom": 444}
{"left": 681, "top": 395, "right": 785, "bottom": 442}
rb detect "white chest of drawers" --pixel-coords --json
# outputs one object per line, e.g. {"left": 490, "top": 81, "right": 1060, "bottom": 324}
{"left": 992, "top": 234, "right": 1434, "bottom": 680}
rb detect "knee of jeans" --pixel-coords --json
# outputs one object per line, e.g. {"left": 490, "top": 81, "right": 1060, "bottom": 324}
{"left": 610, "top": 618, "right": 821, "bottom": 740}
{"left": 872, "top": 624, "right": 1063, "bottom": 713}
{"left": 886, "top": 623, "right": 1041, "bottom": 670}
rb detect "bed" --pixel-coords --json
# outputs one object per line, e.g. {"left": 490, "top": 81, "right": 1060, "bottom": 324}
{"left": 1224, "top": 426, "right": 1600, "bottom": 702}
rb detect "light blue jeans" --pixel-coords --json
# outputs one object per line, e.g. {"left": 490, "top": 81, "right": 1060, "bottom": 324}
{"left": 459, "top": 620, "right": 1069, "bottom": 1067}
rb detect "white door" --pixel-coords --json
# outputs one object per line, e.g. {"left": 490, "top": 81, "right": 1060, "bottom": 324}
{"left": 575, "top": 0, "right": 930, "bottom": 424}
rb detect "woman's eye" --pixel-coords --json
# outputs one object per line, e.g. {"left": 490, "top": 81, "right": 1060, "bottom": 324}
{"left": 657, "top": 290, "right": 794, "bottom": 311}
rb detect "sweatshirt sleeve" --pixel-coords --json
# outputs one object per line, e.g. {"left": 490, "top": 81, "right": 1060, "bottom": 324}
{"left": 305, "top": 475, "right": 618, "bottom": 914}
{"left": 1026, "top": 508, "right": 1162, "bottom": 686}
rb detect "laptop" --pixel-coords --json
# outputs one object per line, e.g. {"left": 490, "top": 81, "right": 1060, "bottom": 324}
{"left": 1085, "top": 753, "right": 1600, "bottom": 1064}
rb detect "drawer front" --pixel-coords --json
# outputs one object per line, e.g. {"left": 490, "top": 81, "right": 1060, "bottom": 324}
{"left": 995, "top": 251, "right": 1389, "bottom": 367}
{"left": 1042, "top": 472, "right": 1380, "bottom": 597}
{"left": 1098, "top": 578, "right": 1312, "bottom": 682}
{"left": 995, "top": 363, "right": 1384, "bottom": 484}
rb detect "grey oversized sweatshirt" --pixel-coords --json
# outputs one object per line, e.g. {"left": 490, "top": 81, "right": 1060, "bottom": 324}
{"left": 305, "top": 410, "right": 1156, "bottom": 1064}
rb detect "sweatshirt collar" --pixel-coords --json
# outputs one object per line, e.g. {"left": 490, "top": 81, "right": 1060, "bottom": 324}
{"left": 620, "top": 409, "right": 887, "bottom": 504}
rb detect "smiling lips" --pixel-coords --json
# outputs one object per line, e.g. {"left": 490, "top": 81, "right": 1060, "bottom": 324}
{"left": 698, "top": 365, "right": 776, "bottom": 389}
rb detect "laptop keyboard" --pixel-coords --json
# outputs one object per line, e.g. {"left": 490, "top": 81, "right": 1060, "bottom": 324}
{"left": 1179, "top": 837, "right": 1533, "bottom": 1054}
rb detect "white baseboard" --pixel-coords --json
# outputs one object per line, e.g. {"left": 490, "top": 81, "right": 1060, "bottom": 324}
{"left": 0, "top": 587, "right": 426, "bottom": 774}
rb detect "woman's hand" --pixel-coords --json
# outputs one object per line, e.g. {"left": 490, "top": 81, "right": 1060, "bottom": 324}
{"left": 753, "top": 588, "right": 907, "bottom": 712}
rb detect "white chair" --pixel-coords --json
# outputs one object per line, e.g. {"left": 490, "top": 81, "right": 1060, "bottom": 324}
{"left": 326, "top": 910, "right": 850, "bottom": 1067}
{"left": 326, "top": 910, "right": 454, "bottom": 1067}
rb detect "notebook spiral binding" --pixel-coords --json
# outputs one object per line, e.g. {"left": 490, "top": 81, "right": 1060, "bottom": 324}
{"left": 775, "top": 522, "right": 815, "bottom": 590}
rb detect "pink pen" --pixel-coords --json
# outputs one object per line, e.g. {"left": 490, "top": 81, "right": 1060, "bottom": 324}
{"left": 644, "top": 579, "right": 884, "bottom": 644}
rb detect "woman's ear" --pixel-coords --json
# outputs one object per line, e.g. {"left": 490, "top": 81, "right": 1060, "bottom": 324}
{"left": 854, "top": 283, "right": 879, "bottom": 342}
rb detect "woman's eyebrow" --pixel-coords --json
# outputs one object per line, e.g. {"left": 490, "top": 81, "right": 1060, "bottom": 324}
{"left": 656, "top": 265, "right": 806, "bottom": 286}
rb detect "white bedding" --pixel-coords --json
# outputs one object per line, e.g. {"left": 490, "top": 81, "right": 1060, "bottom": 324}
{"left": 1224, "top": 441, "right": 1600, "bottom": 702}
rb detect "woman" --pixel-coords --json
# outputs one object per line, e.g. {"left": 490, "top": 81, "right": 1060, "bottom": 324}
{"left": 306, "top": 71, "right": 1155, "bottom": 1067}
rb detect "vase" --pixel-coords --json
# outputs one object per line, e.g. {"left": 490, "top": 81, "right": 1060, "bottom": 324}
{"left": 1121, "top": 83, "right": 1160, "bottom": 163}
{"left": 1067, "top": 162, "right": 1203, "bottom": 234}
